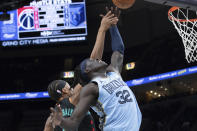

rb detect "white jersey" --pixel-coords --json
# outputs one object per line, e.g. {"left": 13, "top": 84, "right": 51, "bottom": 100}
{"left": 91, "top": 72, "right": 142, "bottom": 131}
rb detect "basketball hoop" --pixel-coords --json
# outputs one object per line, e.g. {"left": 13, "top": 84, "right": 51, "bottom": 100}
{"left": 168, "top": 7, "right": 197, "bottom": 63}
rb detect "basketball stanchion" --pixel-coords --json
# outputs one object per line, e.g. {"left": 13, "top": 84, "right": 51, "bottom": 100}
{"left": 168, "top": 7, "right": 197, "bottom": 63}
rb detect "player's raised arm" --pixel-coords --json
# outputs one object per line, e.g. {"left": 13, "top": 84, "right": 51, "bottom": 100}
{"left": 108, "top": 8, "right": 124, "bottom": 73}
{"left": 90, "top": 9, "right": 118, "bottom": 60}
{"left": 109, "top": 25, "right": 124, "bottom": 73}
{"left": 50, "top": 83, "right": 98, "bottom": 130}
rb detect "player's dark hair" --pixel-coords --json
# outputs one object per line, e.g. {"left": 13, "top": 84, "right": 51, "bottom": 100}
{"left": 79, "top": 58, "right": 91, "bottom": 84}
{"left": 47, "top": 80, "right": 67, "bottom": 102}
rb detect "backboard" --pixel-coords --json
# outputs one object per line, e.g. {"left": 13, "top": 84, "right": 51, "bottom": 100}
{"left": 144, "top": 0, "right": 197, "bottom": 10}
{"left": 145, "top": 0, "right": 197, "bottom": 63}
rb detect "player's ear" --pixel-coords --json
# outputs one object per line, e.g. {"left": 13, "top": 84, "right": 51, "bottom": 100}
{"left": 84, "top": 59, "right": 91, "bottom": 73}
{"left": 84, "top": 67, "right": 91, "bottom": 74}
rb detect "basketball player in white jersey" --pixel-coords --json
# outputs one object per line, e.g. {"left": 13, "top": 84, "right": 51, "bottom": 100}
{"left": 50, "top": 8, "right": 142, "bottom": 131}
{"left": 44, "top": 8, "right": 119, "bottom": 131}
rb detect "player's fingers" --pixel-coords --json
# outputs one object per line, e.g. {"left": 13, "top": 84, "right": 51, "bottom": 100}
{"left": 48, "top": 115, "right": 52, "bottom": 120}
{"left": 111, "top": 6, "right": 113, "bottom": 12}
{"left": 50, "top": 112, "right": 54, "bottom": 117}
{"left": 109, "top": 16, "right": 118, "bottom": 21}
{"left": 108, "top": 13, "right": 115, "bottom": 19}
{"left": 111, "top": 20, "right": 118, "bottom": 25}
{"left": 48, "top": 115, "right": 53, "bottom": 123}
{"left": 99, "top": 14, "right": 104, "bottom": 18}
{"left": 105, "top": 6, "right": 109, "bottom": 13}
{"left": 110, "top": 17, "right": 119, "bottom": 24}
{"left": 49, "top": 118, "right": 53, "bottom": 123}
{"left": 111, "top": 19, "right": 119, "bottom": 23}
{"left": 52, "top": 122, "right": 56, "bottom": 128}
{"left": 105, "top": 11, "right": 112, "bottom": 17}
{"left": 56, "top": 104, "right": 62, "bottom": 113}
{"left": 111, "top": 6, "right": 114, "bottom": 14}
{"left": 50, "top": 107, "right": 56, "bottom": 114}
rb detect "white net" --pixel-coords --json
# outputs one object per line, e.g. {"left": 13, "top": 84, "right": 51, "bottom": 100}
{"left": 168, "top": 7, "right": 197, "bottom": 63}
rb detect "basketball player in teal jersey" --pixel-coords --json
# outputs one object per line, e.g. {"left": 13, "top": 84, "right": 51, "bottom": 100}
{"left": 50, "top": 8, "right": 142, "bottom": 131}
{"left": 44, "top": 8, "right": 119, "bottom": 131}
{"left": 44, "top": 81, "right": 95, "bottom": 131}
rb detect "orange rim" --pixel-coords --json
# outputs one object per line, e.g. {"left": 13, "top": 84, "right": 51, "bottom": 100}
{"left": 168, "top": 6, "right": 197, "bottom": 22}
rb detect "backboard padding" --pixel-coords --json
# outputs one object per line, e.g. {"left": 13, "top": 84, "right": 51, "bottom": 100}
{"left": 144, "top": 0, "right": 197, "bottom": 10}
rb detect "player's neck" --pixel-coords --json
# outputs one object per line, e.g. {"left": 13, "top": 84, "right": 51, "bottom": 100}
{"left": 92, "top": 71, "right": 106, "bottom": 80}
{"left": 90, "top": 67, "right": 107, "bottom": 80}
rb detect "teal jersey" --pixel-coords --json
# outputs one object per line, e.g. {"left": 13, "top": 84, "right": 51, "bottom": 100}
{"left": 54, "top": 98, "right": 95, "bottom": 131}
{"left": 91, "top": 72, "right": 142, "bottom": 131}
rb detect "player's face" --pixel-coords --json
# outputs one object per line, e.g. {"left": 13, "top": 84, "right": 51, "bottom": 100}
{"left": 86, "top": 59, "right": 108, "bottom": 73}
{"left": 62, "top": 83, "right": 74, "bottom": 98}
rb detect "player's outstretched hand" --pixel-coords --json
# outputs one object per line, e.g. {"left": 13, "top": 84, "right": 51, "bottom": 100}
{"left": 50, "top": 104, "right": 63, "bottom": 128}
{"left": 99, "top": 10, "right": 118, "bottom": 32}
{"left": 106, "top": 6, "right": 121, "bottom": 19}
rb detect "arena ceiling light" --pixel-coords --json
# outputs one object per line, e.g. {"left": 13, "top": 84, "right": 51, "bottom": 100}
{"left": 62, "top": 71, "right": 74, "bottom": 79}
{"left": 125, "top": 62, "right": 135, "bottom": 70}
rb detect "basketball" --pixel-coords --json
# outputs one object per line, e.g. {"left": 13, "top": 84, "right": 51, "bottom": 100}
{"left": 112, "top": 0, "right": 136, "bottom": 9}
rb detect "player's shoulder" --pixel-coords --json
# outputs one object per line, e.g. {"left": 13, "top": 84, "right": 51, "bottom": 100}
{"left": 59, "top": 98, "right": 75, "bottom": 108}
{"left": 106, "top": 64, "right": 121, "bottom": 74}
{"left": 85, "top": 82, "right": 98, "bottom": 88}
{"left": 106, "top": 67, "right": 121, "bottom": 76}
{"left": 81, "top": 82, "right": 99, "bottom": 96}
{"left": 80, "top": 82, "right": 99, "bottom": 105}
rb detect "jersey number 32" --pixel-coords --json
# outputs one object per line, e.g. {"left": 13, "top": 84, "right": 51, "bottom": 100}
{"left": 116, "top": 90, "right": 133, "bottom": 104}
